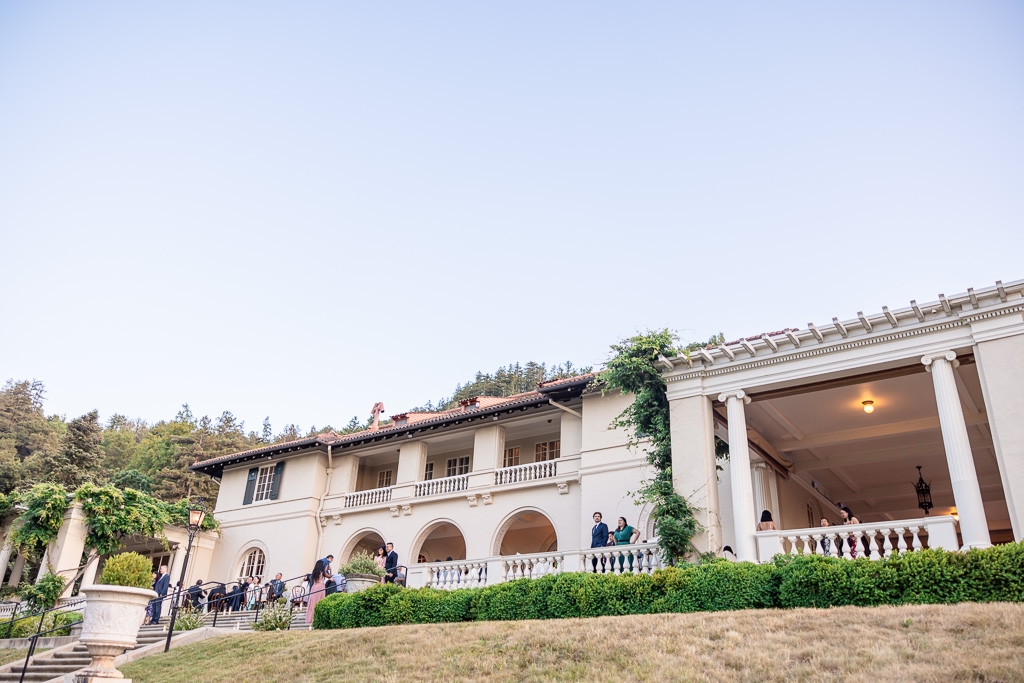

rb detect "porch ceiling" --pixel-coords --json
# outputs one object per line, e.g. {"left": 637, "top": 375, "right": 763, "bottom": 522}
{"left": 739, "top": 363, "right": 1008, "bottom": 525}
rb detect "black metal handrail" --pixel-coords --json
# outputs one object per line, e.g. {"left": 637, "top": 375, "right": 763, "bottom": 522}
{"left": 16, "top": 601, "right": 86, "bottom": 683}
{"left": 1, "top": 596, "right": 85, "bottom": 640}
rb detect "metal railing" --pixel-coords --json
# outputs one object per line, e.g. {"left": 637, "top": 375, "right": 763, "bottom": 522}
{"left": 10, "top": 600, "right": 86, "bottom": 683}
{"left": 494, "top": 460, "right": 558, "bottom": 485}
{"left": 415, "top": 474, "right": 469, "bottom": 497}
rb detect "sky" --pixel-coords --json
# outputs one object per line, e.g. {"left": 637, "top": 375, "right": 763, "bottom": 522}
{"left": 1, "top": 2, "right": 1022, "bottom": 434}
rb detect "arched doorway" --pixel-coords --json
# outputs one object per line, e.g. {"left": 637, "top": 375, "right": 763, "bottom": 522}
{"left": 493, "top": 509, "right": 558, "bottom": 555}
{"left": 341, "top": 528, "right": 385, "bottom": 562}
{"left": 411, "top": 520, "right": 467, "bottom": 563}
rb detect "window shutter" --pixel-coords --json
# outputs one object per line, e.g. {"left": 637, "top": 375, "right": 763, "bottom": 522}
{"left": 243, "top": 467, "right": 259, "bottom": 505}
{"left": 269, "top": 462, "right": 285, "bottom": 500}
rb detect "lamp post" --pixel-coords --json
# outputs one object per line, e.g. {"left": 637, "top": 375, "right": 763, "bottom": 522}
{"left": 164, "top": 497, "right": 206, "bottom": 653}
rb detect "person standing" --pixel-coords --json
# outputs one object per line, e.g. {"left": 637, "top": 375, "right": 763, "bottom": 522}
{"left": 756, "top": 510, "right": 778, "bottom": 531}
{"left": 590, "top": 512, "right": 609, "bottom": 572}
{"left": 384, "top": 542, "right": 399, "bottom": 584}
{"left": 305, "top": 560, "right": 327, "bottom": 624}
{"left": 614, "top": 517, "right": 640, "bottom": 572}
{"left": 151, "top": 565, "right": 170, "bottom": 623}
{"left": 268, "top": 573, "right": 286, "bottom": 601}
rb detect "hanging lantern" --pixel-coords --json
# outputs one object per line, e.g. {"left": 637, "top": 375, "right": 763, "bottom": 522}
{"left": 914, "top": 466, "right": 933, "bottom": 515}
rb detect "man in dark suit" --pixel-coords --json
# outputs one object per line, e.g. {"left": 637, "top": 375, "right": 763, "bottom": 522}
{"left": 383, "top": 542, "right": 399, "bottom": 584}
{"left": 208, "top": 582, "right": 227, "bottom": 612}
{"left": 151, "top": 565, "right": 170, "bottom": 622}
{"left": 590, "top": 512, "right": 608, "bottom": 572}
{"left": 186, "top": 579, "right": 205, "bottom": 609}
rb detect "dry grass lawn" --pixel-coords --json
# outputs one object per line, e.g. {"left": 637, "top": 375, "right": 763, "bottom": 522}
{"left": 0, "top": 649, "right": 31, "bottom": 667}
{"left": 121, "top": 602, "right": 1024, "bottom": 682}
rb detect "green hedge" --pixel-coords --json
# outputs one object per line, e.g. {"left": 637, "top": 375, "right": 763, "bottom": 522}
{"left": 312, "top": 543, "right": 1024, "bottom": 630}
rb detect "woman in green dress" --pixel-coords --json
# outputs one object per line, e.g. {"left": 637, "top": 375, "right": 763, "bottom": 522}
{"left": 614, "top": 517, "right": 640, "bottom": 571}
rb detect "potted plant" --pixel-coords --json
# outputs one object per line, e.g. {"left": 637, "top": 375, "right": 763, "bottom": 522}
{"left": 338, "top": 551, "right": 385, "bottom": 593}
{"left": 77, "top": 552, "right": 157, "bottom": 679}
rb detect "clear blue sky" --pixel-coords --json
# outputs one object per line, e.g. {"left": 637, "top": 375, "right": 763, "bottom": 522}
{"left": 2, "top": 2, "right": 1022, "bottom": 433}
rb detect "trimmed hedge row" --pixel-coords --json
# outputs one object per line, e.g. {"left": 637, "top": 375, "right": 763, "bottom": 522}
{"left": 312, "top": 542, "right": 1024, "bottom": 630}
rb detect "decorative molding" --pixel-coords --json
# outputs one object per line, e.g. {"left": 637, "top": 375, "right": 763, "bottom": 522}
{"left": 921, "top": 350, "right": 958, "bottom": 373}
{"left": 556, "top": 481, "right": 570, "bottom": 495}
{"left": 466, "top": 495, "right": 478, "bottom": 508}
{"left": 401, "top": 505, "right": 413, "bottom": 516}
{"left": 332, "top": 514, "right": 342, "bottom": 526}
{"left": 481, "top": 493, "right": 493, "bottom": 505}
{"left": 389, "top": 506, "right": 400, "bottom": 518}
{"left": 718, "top": 390, "right": 751, "bottom": 404}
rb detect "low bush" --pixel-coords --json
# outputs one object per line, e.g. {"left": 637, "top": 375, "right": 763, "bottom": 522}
{"left": 172, "top": 606, "right": 204, "bottom": 631}
{"left": 252, "top": 599, "right": 292, "bottom": 632}
{"left": 17, "top": 573, "right": 67, "bottom": 611}
{"left": 8, "top": 610, "right": 83, "bottom": 638}
{"left": 338, "top": 551, "right": 384, "bottom": 578}
{"left": 311, "top": 542, "right": 1024, "bottom": 630}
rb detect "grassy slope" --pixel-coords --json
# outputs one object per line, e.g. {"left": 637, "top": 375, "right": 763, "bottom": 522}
{"left": 122, "top": 603, "right": 1024, "bottom": 683}
{"left": 0, "top": 649, "right": 30, "bottom": 667}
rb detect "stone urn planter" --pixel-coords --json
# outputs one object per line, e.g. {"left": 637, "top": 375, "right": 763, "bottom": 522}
{"left": 345, "top": 574, "right": 382, "bottom": 593}
{"left": 76, "top": 584, "right": 158, "bottom": 680}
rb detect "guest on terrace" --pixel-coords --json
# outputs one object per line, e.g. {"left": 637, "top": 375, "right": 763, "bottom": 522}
{"left": 600, "top": 531, "right": 616, "bottom": 573}
{"left": 151, "top": 565, "right": 170, "bottom": 623}
{"left": 756, "top": 510, "right": 778, "bottom": 531}
{"left": 384, "top": 542, "right": 399, "bottom": 584}
{"left": 305, "top": 559, "right": 327, "bottom": 624}
{"left": 819, "top": 518, "right": 832, "bottom": 557}
{"left": 208, "top": 581, "right": 227, "bottom": 612}
{"left": 840, "top": 506, "right": 861, "bottom": 557}
{"left": 186, "top": 580, "right": 205, "bottom": 609}
{"left": 330, "top": 567, "right": 347, "bottom": 595}
{"left": 268, "top": 573, "right": 287, "bottom": 601}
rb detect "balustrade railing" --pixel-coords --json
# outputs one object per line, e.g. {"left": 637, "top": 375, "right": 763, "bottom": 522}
{"left": 501, "top": 551, "right": 565, "bottom": 582}
{"left": 494, "top": 460, "right": 558, "bottom": 486}
{"left": 579, "top": 542, "right": 663, "bottom": 576}
{"left": 426, "top": 559, "right": 488, "bottom": 589}
{"left": 344, "top": 486, "right": 393, "bottom": 508}
{"left": 415, "top": 474, "right": 469, "bottom": 498}
{"left": 758, "top": 515, "right": 959, "bottom": 561}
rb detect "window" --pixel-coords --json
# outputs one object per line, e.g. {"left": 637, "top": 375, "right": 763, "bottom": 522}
{"left": 535, "top": 440, "right": 560, "bottom": 462}
{"left": 254, "top": 465, "right": 276, "bottom": 502}
{"left": 424, "top": 462, "right": 434, "bottom": 481}
{"left": 503, "top": 447, "right": 520, "bottom": 468}
{"left": 240, "top": 548, "right": 266, "bottom": 579}
{"left": 377, "top": 470, "right": 393, "bottom": 488}
{"left": 445, "top": 456, "right": 470, "bottom": 477}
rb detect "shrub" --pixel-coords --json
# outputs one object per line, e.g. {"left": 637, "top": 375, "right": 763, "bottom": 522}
{"left": 338, "top": 551, "right": 384, "bottom": 577}
{"left": 253, "top": 599, "right": 293, "bottom": 631}
{"left": 382, "top": 588, "right": 476, "bottom": 625}
{"left": 97, "top": 552, "right": 153, "bottom": 589}
{"left": 18, "top": 574, "right": 68, "bottom": 610}
{"left": 10, "top": 610, "right": 83, "bottom": 638}
{"left": 172, "top": 606, "right": 204, "bottom": 631}
{"left": 313, "top": 592, "right": 348, "bottom": 629}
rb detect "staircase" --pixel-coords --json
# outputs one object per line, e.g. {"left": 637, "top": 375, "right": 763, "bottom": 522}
{"left": 0, "top": 610, "right": 310, "bottom": 682}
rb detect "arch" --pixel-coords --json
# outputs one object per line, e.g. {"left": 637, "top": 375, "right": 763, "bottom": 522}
{"left": 230, "top": 540, "right": 269, "bottom": 581}
{"left": 339, "top": 527, "right": 386, "bottom": 563}
{"left": 491, "top": 507, "right": 559, "bottom": 556}
{"left": 409, "top": 518, "right": 468, "bottom": 563}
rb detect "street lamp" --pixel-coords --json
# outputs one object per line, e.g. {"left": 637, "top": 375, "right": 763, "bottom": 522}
{"left": 165, "top": 498, "right": 207, "bottom": 653}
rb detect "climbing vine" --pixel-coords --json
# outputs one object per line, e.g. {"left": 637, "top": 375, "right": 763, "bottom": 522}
{"left": 8, "top": 483, "right": 72, "bottom": 555}
{"left": 602, "top": 330, "right": 700, "bottom": 565}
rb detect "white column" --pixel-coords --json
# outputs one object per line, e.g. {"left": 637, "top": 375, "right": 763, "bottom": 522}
{"left": 922, "top": 351, "right": 991, "bottom": 549}
{"left": 751, "top": 462, "right": 776, "bottom": 526}
{"left": 719, "top": 390, "right": 756, "bottom": 562}
{"left": 0, "top": 544, "right": 12, "bottom": 583}
{"left": 7, "top": 554, "right": 25, "bottom": 586}
{"left": 35, "top": 548, "right": 49, "bottom": 583}
{"left": 79, "top": 555, "right": 100, "bottom": 589}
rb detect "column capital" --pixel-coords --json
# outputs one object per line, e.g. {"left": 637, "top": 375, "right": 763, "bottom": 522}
{"left": 921, "top": 350, "right": 959, "bottom": 371}
{"left": 718, "top": 390, "right": 751, "bottom": 404}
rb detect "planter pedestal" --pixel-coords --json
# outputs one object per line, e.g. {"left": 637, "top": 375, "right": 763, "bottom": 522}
{"left": 345, "top": 574, "right": 382, "bottom": 593}
{"left": 73, "top": 584, "right": 158, "bottom": 681}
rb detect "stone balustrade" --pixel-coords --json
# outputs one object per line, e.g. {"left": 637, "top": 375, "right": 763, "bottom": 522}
{"left": 343, "top": 486, "right": 393, "bottom": 508}
{"left": 425, "top": 559, "right": 489, "bottom": 589}
{"left": 415, "top": 474, "right": 469, "bottom": 498}
{"left": 494, "top": 460, "right": 558, "bottom": 486}
{"left": 579, "top": 542, "right": 663, "bottom": 576}
{"left": 756, "top": 515, "right": 960, "bottom": 561}
{"left": 500, "top": 550, "right": 566, "bottom": 582}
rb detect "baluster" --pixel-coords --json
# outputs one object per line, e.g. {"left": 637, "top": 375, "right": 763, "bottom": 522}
{"left": 800, "top": 535, "right": 811, "bottom": 555}
{"left": 810, "top": 533, "right": 823, "bottom": 556}
{"left": 909, "top": 526, "right": 922, "bottom": 551}
{"left": 838, "top": 531, "right": 851, "bottom": 558}
{"left": 881, "top": 529, "right": 894, "bottom": 558}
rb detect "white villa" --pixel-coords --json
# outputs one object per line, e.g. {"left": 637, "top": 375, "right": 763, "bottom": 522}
{"left": 3, "top": 279, "right": 1023, "bottom": 594}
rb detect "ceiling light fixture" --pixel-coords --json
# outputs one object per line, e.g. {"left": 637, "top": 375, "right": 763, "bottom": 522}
{"left": 862, "top": 400, "right": 875, "bottom": 413}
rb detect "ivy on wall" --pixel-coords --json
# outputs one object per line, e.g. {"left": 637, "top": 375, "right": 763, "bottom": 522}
{"left": 8, "top": 483, "right": 72, "bottom": 555}
{"left": 602, "top": 330, "right": 700, "bottom": 565}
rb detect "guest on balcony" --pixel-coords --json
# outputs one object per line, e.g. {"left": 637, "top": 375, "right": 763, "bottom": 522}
{"left": 384, "top": 542, "right": 399, "bottom": 584}
{"left": 819, "top": 518, "right": 832, "bottom": 557}
{"left": 591, "top": 512, "right": 609, "bottom": 571}
{"left": 614, "top": 517, "right": 640, "bottom": 571}
{"left": 600, "top": 531, "right": 616, "bottom": 573}
{"left": 756, "top": 511, "right": 778, "bottom": 531}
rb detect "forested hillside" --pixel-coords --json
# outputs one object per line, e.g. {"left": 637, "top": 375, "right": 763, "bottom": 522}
{"left": 0, "top": 361, "right": 591, "bottom": 506}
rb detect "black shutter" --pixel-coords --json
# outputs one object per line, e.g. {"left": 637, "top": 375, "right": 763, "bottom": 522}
{"left": 243, "top": 467, "right": 258, "bottom": 505}
{"left": 269, "top": 462, "right": 285, "bottom": 500}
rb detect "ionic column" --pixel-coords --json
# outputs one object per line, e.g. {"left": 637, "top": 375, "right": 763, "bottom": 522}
{"left": 922, "top": 351, "right": 991, "bottom": 549}
{"left": 0, "top": 544, "right": 12, "bottom": 584}
{"left": 751, "top": 462, "right": 776, "bottom": 526}
{"left": 719, "top": 390, "right": 757, "bottom": 561}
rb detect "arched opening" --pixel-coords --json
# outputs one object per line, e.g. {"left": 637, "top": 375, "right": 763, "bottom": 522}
{"left": 341, "top": 529, "right": 386, "bottom": 563}
{"left": 494, "top": 509, "right": 558, "bottom": 555}
{"left": 238, "top": 548, "right": 265, "bottom": 579}
{"left": 412, "top": 521, "right": 467, "bottom": 563}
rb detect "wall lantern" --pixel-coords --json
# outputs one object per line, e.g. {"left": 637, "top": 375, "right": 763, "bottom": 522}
{"left": 862, "top": 400, "right": 875, "bottom": 414}
{"left": 914, "top": 466, "right": 933, "bottom": 515}
{"left": 188, "top": 498, "right": 208, "bottom": 531}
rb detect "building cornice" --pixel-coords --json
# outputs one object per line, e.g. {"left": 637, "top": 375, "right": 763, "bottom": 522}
{"left": 663, "top": 280, "right": 1024, "bottom": 384}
